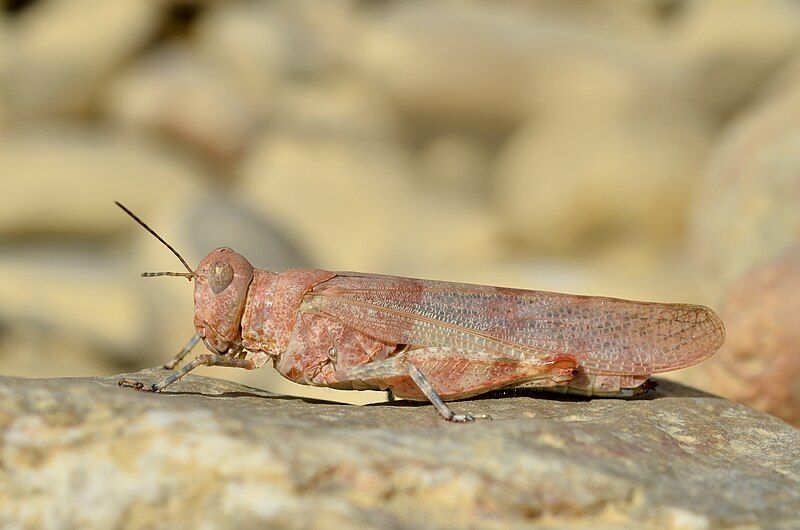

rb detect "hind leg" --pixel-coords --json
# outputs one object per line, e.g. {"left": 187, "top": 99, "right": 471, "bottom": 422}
{"left": 332, "top": 347, "right": 575, "bottom": 422}
{"left": 405, "top": 363, "right": 491, "bottom": 422}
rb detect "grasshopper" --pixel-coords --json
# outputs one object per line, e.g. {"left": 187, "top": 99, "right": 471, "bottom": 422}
{"left": 116, "top": 202, "right": 725, "bottom": 422}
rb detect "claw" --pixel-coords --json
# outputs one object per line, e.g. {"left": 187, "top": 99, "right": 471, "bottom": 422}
{"left": 162, "top": 361, "right": 178, "bottom": 370}
{"left": 118, "top": 379, "right": 145, "bottom": 390}
{"left": 118, "top": 379, "right": 162, "bottom": 393}
{"left": 448, "top": 412, "right": 492, "bottom": 423}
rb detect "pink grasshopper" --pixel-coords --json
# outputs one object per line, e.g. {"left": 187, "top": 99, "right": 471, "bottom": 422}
{"left": 116, "top": 203, "right": 726, "bottom": 422}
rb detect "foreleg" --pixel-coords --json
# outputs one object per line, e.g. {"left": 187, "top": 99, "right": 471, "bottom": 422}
{"left": 119, "top": 353, "right": 255, "bottom": 392}
{"left": 162, "top": 333, "right": 202, "bottom": 370}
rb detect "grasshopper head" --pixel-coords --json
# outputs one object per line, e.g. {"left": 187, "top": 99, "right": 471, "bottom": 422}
{"left": 193, "top": 247, "right": 254, "bottom": 353}
{"left": 115, "top": 202, "right": 256, "bottom": 354}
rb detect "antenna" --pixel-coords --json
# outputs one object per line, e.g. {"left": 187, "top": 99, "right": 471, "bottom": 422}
{"left": 115, "top": 201, "right": 194, "bottom": 280}
{"left": 141, "top": 271, "right": 195, "bottom": 278}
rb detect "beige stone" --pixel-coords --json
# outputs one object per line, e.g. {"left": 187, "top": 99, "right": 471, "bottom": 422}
{"left": 352, "top": 2, "right": 541, "bottom": 129}
{"left": 0, "top": 248, "right": 150, "bottom": 365}
{"left": 237, "top": 132, "right": 502, "bottom": 276}
{"left": 689, "top": 93, "right": 800, "bottom": 301}
{"left": 101, "top": 45, "right": 257, "bottom": 164}
{"left": 0, "top": 324, "right": 120, "bottom": 379}
{"left": 758, "top": 49, "right": 800, "bottom": 102}
{"left": 352, "top": 2, "right": 677, "bottom": 131}
{"left": 1, "top": 0, "right": 160, "bottom": 119}
{"left": 418, "top": 135, "right": 491, "bottom": 200}
{"left": 0, "top": 17, "right": 9, "bottom": 129}
{"left": 272, "top": 0, "right": 361, "bottom": 72}
{"left": 495, "top": 0, "right": 668, "bottom": 39}
{"left": 0, "top": 126, "right": 203, "bottom": 237}
{"left": 669, "top": 0, "right": 800, "bottom": 117}
{"left": 269, "top": 76, "right": 401, "bottom": 142}
{"left": 0, "top": 372, "right": 797, "bottom": 529}
{"left": 195, "top": 1, "right": 359, "bottom": 119}
{"left": 194, "top": 2, "right": 287, "bottom": 117}
{"left": 494, "top": 89, "right": 712, "bottom": 253}
{"left": 702, "top": 245, "right": 800, "bottom": 426}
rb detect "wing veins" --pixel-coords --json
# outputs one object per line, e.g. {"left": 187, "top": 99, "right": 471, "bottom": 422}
{"left": 311, "top": 278, "right": 724, "bottom": 377}
{"left": 308, "top": 292, "right": 552, "bottom": 360}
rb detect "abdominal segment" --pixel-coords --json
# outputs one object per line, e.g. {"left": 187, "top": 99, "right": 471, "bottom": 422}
{"left": 532, "top": 368, "right": 652, "bottom": 397}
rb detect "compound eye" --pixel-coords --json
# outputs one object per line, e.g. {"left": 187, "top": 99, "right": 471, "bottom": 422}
{"left": 208, "top": 261, "right": 234, "bottom": 294}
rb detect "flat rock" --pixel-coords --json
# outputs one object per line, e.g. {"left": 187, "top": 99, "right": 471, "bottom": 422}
{"left": 1, "top": 370, "right": 797, "bottom": 529}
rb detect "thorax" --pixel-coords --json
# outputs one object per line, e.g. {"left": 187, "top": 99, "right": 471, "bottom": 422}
{"left": 240, "top": 268, "right": 335, "bottom": 359}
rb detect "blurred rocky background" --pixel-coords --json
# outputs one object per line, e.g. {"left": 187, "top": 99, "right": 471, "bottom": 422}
{"left": 0, "top": 0, "right": 798, "bottom": 424}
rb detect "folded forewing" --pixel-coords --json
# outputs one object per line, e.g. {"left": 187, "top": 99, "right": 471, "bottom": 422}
{"left": 306, "top": 273, "right": 725, "bottom": 376}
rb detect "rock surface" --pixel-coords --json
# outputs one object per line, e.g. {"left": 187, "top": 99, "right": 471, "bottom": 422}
{"left": 689, "top": 92, "right": 800, "bottom": 301}
{"left": 1, "top": 370, "right": 797, "bottom": 529}
{"left": 704, "top": 245, "right": 800, "bottom": 425}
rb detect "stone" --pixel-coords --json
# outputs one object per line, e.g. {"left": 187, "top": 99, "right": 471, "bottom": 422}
{"left": 352, "top": 2, "right": 680, "bottom": 132}
{"left": 0, "top": 324, "right": 120, "bottom": 380}
{"left": 418, "top": 134, "right": 491, "bottom": 200}
{"left": 133, "top": 192, "right": 309, "bottom": 276}
{"left": 0, "top": 246, "right": 153, "bottom": 366}
{"left": 0, "top": 126, "right": 203, "bottom": 237}
{"left": 689, "top": 93, "right": 800, "bottom": 301}
{"left": 0, "top": 17, "right": 9, "bottom": 129}
{"left": 1, "top": 0, "right": 160, "bottom": 119}
{"left": 494, "top": 0, "right": 667, "bottom": 39}
{"left": 759, "top": 49, "right": 800, "bottom": 100}
{"left": 493, "top": 90, "right": 711, "bottom": 253}
{"left": 0, "top": 371, "right": 797, "bottom": 529}
{"left": 702, "top": 245, "right": 800, "bottom": 426}
{"left": 268, "top": 76, "right": 401, "bottom": 142}
{"left": 195, "top": 0, "right": 358, "bottom": 119}
{"left": 101, "top": 44, "right": 258, "bottom": 165}
{"left": 353, "top": 2, "right": 540, "bottom": 130}
{"left": 668, "top": 0, "right": 800, "bottom": 118}
{"left": 191, "top": 3, "right": 284, "bottom": 118}
{"left": 237, "top": 132, "right": 503, "bottom": 276}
